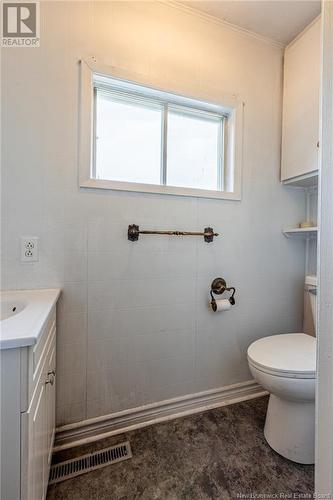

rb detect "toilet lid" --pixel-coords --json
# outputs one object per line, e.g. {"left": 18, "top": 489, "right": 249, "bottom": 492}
{"left": 247, "top": 333, "right": 316, "bottom": 377}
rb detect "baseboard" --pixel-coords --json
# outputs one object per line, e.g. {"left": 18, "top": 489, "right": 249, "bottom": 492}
{"left": 54, "top": 380, "right": 267, "bottom": 452}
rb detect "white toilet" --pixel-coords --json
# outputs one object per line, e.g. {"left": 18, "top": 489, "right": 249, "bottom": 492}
{"left": 247, "top": 275, "right": 317, "bottom": 464}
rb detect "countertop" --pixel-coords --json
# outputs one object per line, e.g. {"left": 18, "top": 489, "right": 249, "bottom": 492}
{"left": 0, "top": 289, "right": 61, "bottom": 349}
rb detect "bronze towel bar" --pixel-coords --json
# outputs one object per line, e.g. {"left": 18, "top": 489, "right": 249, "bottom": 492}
{"left": 128, "top": 224, "right": 219, "bottom": 242}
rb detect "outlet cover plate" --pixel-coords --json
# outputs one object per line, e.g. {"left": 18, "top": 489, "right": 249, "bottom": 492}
{"left": 21, "top": 237, "right": 39, "bottom": 262}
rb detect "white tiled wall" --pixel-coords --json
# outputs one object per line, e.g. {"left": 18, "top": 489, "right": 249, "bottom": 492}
{"left": 1, "top": 1, "right": 306, "bottom": 425}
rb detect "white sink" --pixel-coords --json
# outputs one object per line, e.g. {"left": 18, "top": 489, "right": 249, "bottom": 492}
{"left": 0, "top": 289, "right": 61, "bottom": 349}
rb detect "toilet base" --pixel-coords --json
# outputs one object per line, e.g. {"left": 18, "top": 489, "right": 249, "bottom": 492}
{"left": 264, "top": 394, "right": 315, "bottom": 464}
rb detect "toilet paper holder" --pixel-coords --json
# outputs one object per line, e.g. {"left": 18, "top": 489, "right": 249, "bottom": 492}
{"left": 210, "top": 277, "right": 236, "bottom": 311}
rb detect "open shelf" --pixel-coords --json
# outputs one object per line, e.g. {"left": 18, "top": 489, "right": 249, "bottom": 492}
{"left": 283, "top": 227, "right": 318, "bottom": 238}
{"left": 282, "top": 171, "right": 318, "bottom": 188}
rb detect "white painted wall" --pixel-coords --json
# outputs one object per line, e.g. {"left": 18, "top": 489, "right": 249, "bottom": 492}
{"left": 315, "top": 3, "right": 333, "bottom": 495}
{"left": 1, "top": 1, "right": 306, "bottom": 426}
{"left": 308, "top": 191, "right": 318, "bottom": 276}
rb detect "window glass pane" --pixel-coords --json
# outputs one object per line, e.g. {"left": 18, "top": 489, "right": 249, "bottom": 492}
{"left": 166, "top": 108, "right": 222, "bottom": 191}
{"left": 95, "top": 92, "right": 162, "bottom": 184}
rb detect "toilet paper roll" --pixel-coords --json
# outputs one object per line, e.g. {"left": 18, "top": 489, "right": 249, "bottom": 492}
{"left": 210, "top": 299, "right": 231, "bottom": 312}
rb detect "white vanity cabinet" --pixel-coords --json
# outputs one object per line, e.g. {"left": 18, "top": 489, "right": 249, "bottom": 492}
{"left": 0, "top": 290, "right": 60, "bottom": 500}
{"left": 281, "top": 17, "right": 321, "bottom": 183}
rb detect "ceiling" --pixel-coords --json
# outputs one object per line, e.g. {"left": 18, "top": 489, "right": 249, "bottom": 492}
{"left": 177, "top": 1, "right": 321, "bottom": 45}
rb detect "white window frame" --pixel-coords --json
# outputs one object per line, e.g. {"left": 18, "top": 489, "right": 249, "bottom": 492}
{"left": 79, "top": 60, "right": 243, "bottom": 200}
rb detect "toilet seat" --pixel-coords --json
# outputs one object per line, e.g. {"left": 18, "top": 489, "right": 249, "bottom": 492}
{"left": 247, "top": 333, "right": 316, "bottom": 379}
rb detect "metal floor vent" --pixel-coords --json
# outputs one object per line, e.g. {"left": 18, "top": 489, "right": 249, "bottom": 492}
{"left": 49, "top": 441, "right": 132, "bottom": 484}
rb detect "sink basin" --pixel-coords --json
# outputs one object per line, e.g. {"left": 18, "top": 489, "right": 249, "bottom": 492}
{"left": 0, "top": 299, "right": 26, "bottom": 321}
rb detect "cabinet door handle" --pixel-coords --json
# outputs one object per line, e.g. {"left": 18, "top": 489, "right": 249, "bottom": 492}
{"left": 45, "top": 374, "right": 55, "bottom": 386}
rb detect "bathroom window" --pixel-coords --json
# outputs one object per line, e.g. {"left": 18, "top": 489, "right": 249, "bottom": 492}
{"left": 94, "top": 91, "right": 163, "bottom": 185}
{"left": 79, "top": 61, "right": 243, "bottom": 199}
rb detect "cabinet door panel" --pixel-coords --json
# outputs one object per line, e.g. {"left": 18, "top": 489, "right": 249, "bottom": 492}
{"left": 46, "top": 338, "right": 56, "bottom": 468}
{"left": 22, "top": 332, "right": 56, "bottom": 500}
{"left": 23, "top": 381, "right": 47, "bottom": 500}
{"left": 281, "top": 18, "right": 321, "bottom": 181}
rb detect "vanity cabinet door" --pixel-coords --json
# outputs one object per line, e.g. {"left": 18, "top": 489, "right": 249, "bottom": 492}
{"left": 23, "top": 378, "right": 48, "bottom": 500}
{"left": 21, "top": 332, "right": 56, "bottom": 500}
{"left": 281, "top": 18, "right": 321, "bottom": 181}
{"left": 45, "top": 338, "right": 56, "bottom": 468}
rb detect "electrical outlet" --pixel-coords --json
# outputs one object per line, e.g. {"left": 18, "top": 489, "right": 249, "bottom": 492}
{"left": 21, "top": 237, "right": 39, "bottom": 262}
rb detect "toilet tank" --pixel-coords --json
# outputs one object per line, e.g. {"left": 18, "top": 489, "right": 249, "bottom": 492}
{"left": 303, "top": 275, "right": 317, "bottom": 336}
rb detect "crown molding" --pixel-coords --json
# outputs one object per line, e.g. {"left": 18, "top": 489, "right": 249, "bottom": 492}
{"left": 159, "top": 0, "right": 284, "bottom": 50}
{"left": 285, "top": 14, "right": 321, "bottom": 50}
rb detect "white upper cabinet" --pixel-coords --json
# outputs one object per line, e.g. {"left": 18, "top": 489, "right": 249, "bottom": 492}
{"left": 281, "top": 18, "right": 321, "bottom": 182}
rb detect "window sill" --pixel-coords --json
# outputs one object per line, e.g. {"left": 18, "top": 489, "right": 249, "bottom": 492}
{"left": 80, "top": 178, "right": 241, "bottom": 200}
